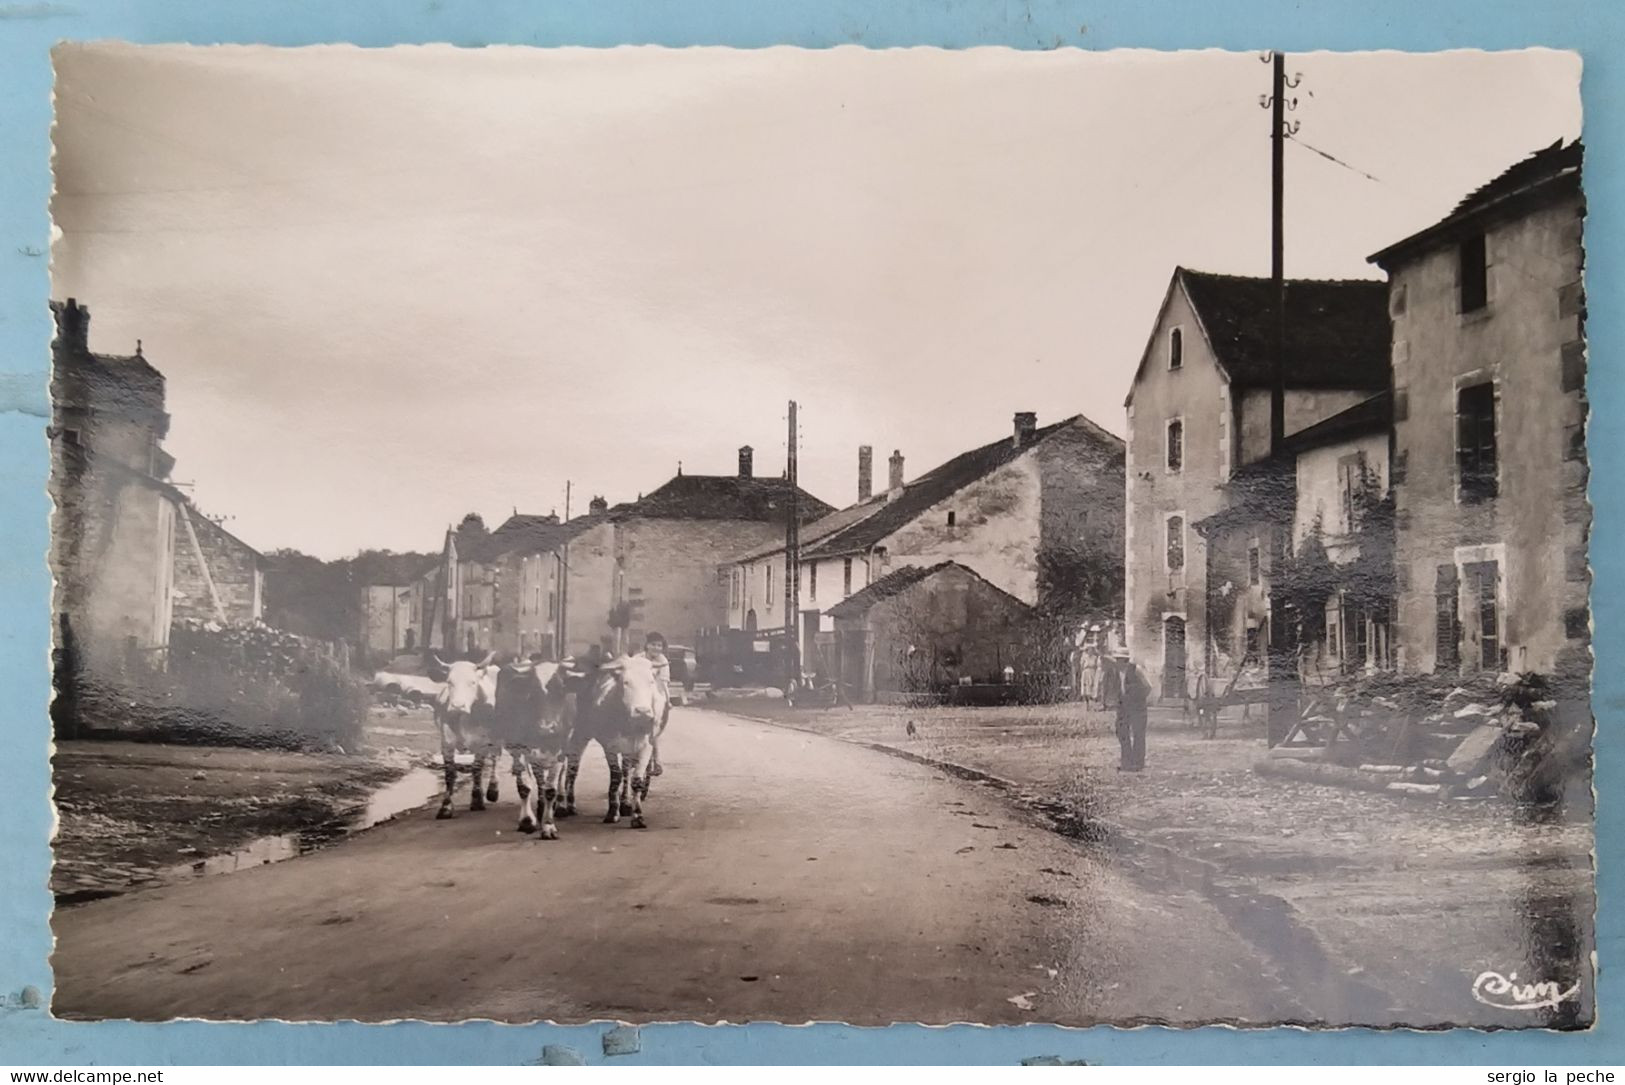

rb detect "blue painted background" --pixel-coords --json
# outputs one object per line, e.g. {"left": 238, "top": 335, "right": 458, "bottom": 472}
{"left": 2, "top": 0, "right": 1620, "bottom": 1065}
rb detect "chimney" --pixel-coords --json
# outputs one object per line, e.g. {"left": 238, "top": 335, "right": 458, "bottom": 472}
{"left": 858, "top": 445, "right": 874, "bottom": 502}
{"left": 887, "top": 449, "right": 905, "bottom": 498}
{"left": 588, "top": 495, "right": 608, "bottom": 514}
{"left": 738, "top": 445, "right": 754, "bottom": 478}
{"left": 53, "top": 298, "right": 89, "bottom": 354}
{"left": 1013, "top": 411, "right": 1037, "bottom": 448}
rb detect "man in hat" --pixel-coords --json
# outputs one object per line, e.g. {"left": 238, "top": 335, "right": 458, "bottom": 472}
{"left": 1112, "top": 651, "right": 1149, "bottom": 772}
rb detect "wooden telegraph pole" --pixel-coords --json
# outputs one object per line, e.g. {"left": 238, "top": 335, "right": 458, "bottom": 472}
{"left": 784, "top": 401, "right": 801, "bottom": 694}
{"left": 1264, "top": 51, "right": 1301, "bottom": 747}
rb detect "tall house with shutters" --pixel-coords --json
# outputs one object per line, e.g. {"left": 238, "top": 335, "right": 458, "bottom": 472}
{"left": 1369, "top": 139, "right": 1587, "bottom": 680}
{"left": 1123, "top": 269, "right": 1390, "bottom": 700}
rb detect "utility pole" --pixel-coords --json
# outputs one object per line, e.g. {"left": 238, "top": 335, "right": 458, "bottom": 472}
{"left": 557, "top": 480, "right": 571, "bottom": 661}
{"left": 1263, "top": 50, "right": 1301, "bottom": 747}
{"left": 784, "top": 401, "right": 800, "bottom": 692}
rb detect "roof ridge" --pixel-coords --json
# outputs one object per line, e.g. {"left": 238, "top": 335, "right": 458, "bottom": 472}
{"left": 1179, "top": 266, "right": 1386, "bottom": 287}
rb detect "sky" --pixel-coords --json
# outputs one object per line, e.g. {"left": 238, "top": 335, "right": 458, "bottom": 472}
{"left": 50, "top": 45, "right": 1581, "bottom": 559}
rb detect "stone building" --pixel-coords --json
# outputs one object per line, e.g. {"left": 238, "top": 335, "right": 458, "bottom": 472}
{"left": 360, "top": 582, "right": 417, "bottom": 658}
{"left": 828, "top": 561, "right": 1036, "bottom": 702}
{"left": 1123, "top": 269, "right": 1390, "bottom": 699}
{"left": 1196, "top": 391, "right": 1394, "bottom": 685}
{"left": 605, "top": 450, "right": 832, "bottom": 653}
{"left": 413, "top": 452, "right": 828, "bottom": 662}
{"left": 171, "top": 508, "right": 266, "bottom": 627}
{"left": 728, "top": 413, "right": 1124, "bottom": 676}
{"left": 49, "top": 298, "right": 183, "bottom": 673}
{"left": 1369, "top": 139, "right": 1587, "bottom": 680}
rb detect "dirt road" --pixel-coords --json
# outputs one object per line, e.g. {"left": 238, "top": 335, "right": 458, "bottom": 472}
{"left": 52, "top": 708, "right": 1292, "bottom": 1026}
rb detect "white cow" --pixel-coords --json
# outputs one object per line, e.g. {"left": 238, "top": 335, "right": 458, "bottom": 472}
{"left": 432, "top": 652, "right": 501, "bottom": 819}
{"left": 564, "top": 653, "right": 668, "bottom": 829}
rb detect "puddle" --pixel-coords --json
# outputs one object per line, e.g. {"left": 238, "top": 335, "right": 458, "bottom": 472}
{"left": 164, "top": 766, "right": 443, "bottom": 883}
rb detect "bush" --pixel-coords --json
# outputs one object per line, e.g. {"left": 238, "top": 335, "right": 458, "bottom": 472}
{"left": 58, "top": 619, "right": 369, "bottom": 751}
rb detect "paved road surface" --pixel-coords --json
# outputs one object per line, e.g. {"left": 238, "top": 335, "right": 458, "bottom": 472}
{"left": 52, "top": 709, "right": 1292, "bottom": 1025}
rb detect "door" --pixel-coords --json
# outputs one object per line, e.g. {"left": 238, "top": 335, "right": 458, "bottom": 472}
{"left": 802, "top": 611, "right": 821, "bottom": 673}
{"left": 1163, "top": 616, "right": 1187, "bottom": 700}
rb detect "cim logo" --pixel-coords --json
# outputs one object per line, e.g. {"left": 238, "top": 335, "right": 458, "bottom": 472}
{"left": 1472, "top": 970, "right": 1581, "bottom": 1012}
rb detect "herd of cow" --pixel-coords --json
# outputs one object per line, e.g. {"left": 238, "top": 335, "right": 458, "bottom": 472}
{"left": 429, "top": 651, "right": 671, "bottom": 839}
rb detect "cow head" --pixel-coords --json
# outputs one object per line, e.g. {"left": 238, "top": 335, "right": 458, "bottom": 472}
{"left": 439, "top": 651, "right": 499, "bottom": 717}
{"left": 599, "top": 653, "right": 663, "bottom": 726}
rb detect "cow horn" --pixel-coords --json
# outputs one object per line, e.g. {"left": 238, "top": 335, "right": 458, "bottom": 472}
{"left": 432, "top": 654, "right": 450, "bottom": 670}
{"left": 478, "top": 651, "right": 496, "bottom": 668}
{"left": 509, "top": 659, "right": 535, "bottom": 674}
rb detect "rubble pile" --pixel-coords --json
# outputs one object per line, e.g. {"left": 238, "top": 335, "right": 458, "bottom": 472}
{"left": 1264, "top": 671, "right": 1585, "bottom": 803}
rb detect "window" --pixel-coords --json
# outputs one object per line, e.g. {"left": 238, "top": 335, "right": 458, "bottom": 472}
{"left": 1465, "top": 560, "right": 1500, "bottom": 670}
{"left": 1457, "top": 383, "right": 1498, "bottom": 502}
{"left": 767, "top": 565, "right": 774, "bottom": 611}
{"left": 1337, "top": 451, "right": 1368, "bottom": 532}
{"left": 1169, "top": 327, "right": 1183, "bottom": 370}
{"left": 1459, "top": 233, "right": 1488, "bottom": 313}
{"left": 947, "top": 511, "right": 956, "bottom": 527}
{"left": 1435, "top": 564, "right": 1461, "bottom": 671}
{"left": 843, "top": 557, "right": 854, "bottom": 595}
{"left": 1248, "top": 542, "right": 1261, "bottom": 586}
{"left": 809, "top": 562, "right": 817, "bottom": 602}
{"left": 1165, "top": 514, "right": 1185, "bottom": 573}
{"left": 1166, "top": 419, "right": 1184, "bottom": 473}
{"left": 547, "top": 590, "right": 557, "bottom": 620}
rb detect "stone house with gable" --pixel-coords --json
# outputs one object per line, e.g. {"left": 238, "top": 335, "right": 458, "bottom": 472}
{"left": 1124, "top": 268, "right": 1391, "bottom": 699}
{"left": 728, "top": 412, "right": 1124, "bottom": 677}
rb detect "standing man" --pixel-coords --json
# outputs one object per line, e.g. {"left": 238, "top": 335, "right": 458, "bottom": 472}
{"left": 643, "top": 631, "right": 672, "bottom": 777}
{"left": 1114, "top": 650, "right": 1149, "bottom": 772}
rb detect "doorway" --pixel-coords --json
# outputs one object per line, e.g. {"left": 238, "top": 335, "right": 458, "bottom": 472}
{"left": 1163, "top": 616, "right": 1187, "bottom": 700}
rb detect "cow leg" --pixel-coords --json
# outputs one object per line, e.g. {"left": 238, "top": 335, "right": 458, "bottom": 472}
{"left": 618, "top": 758, "right": 635, "bottom": 818}
{"left": 470, "top": 753, "right": 487, "bottom": 812}
{"left": 538, "top": 753, "right": 562, "bottom": 840}
{"left": 436, "top": 731, "right": 457, "bottom": 819}
{"left": 513, "top": 749, "right": 537, "bottom": 834}
{"left": 560, "top": 746, "right": 582, "bottom": 817}
{"left": 627, "top": 742, "right": 653, "bottom": 829}
{"left": 603, "top": 750, "right": 623, "bottom": 823}
{"left": 485, "top": 748, "right": 501, "bottom": 804}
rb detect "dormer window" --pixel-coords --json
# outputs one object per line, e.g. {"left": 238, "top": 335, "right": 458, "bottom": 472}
{"left": 1169, "top": 327, "right": 1184, "bottom": 370}
{"left": 947, "top": 511, "right": 956, "bottom": 527}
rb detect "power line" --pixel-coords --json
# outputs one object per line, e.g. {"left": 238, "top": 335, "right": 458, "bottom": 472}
{"left": 1286, "top": 133, "right": 1382, "bottom": 183}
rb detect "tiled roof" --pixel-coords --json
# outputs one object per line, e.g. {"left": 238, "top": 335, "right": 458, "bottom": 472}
{"left": 1282, "top": 390, "right": 1391, "bottom": 455}
{"left": 826, "top": 560, "right": 1030, "bottom": 619}
{"left": 473, "top": 511, "right": 609, "bottom": 562}
{"left": 802, "top": 416, "right": 1119, "bottom": 560}
{"left": 1179, "top": 269, "right": 1391, "bottom": 392}
{"left": 735, "top": 494, "right": 891, "bottom": 563}
{"left": 1369, "top": 140, "right": 1582, "bottom": 268}
{"left": 611, "top": 474, "right": 834, "bottom": 524}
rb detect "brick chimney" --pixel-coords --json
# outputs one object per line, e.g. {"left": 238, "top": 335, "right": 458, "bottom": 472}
{"left": 738, "top": 445, "right": 754, "bottom": 478}
{"left": 887, "top": 449, "right": 905, "bottom": 498}
{"left": 53, "top": 298, "right": 89, "bottom": 354}
{"left": 1013, "top": 411, "right": 1037, "bottom": 448}
{"left": 588, "top": 495, "right": 608, "bottom": 514}
{"left": 858, "top": 445, "right": 874, "bottom": 501}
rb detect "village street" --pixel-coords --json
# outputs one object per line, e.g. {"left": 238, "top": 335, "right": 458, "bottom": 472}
{"left": 53, "top": 706, "right": 1304, "bottom": 1027}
